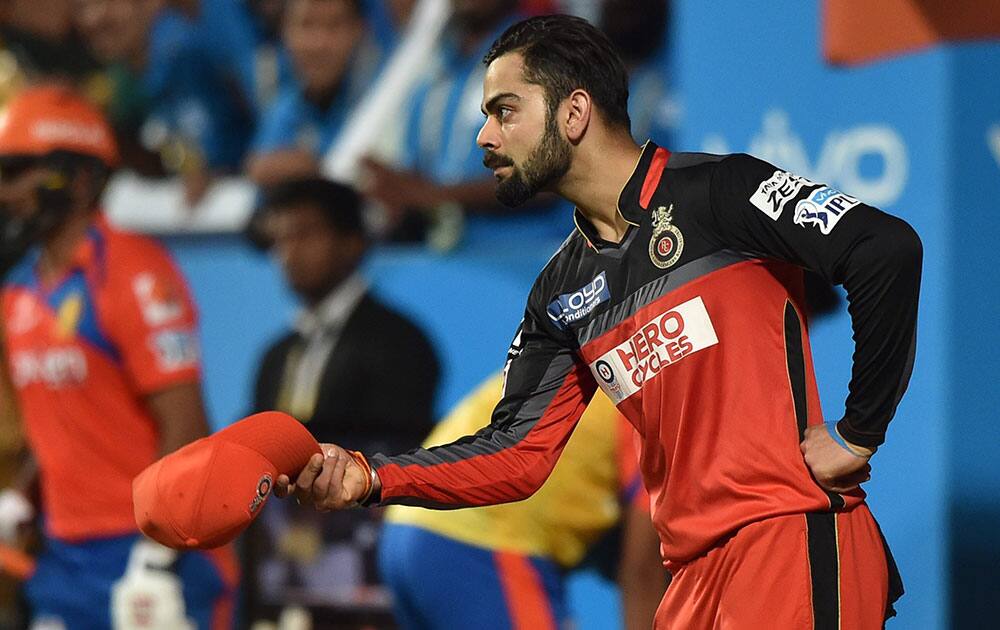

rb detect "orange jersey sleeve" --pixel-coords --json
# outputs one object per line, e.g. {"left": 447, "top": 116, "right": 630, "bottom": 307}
{"left": 100, "top": 235, "right": 201, "bottom": 394}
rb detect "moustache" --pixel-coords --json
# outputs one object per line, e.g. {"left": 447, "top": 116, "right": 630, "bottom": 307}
{"left": 482, "top": 152, "right": 514, "bottom": 170}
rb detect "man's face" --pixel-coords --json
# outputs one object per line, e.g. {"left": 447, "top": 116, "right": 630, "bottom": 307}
{"left": 74, "top": 0, "right": 159, "bottom": 63}
{"left": 0, "top": 160, "right": 86, "bottom": 249}
{"left": 264, "top": 203, "right": 361, "bottom": 302}
{"left": 284, "top": 0, "right": 365, "bottom": 98}
{"left": 477, "top": 53, "right": 572, "bottom": 208}
{"left": 0, "top": 162, "right": 50, "bottom": 222}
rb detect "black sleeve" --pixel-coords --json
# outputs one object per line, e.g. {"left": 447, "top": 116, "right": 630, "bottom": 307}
{"left": 705, "top": 153, "right": 922, "bottom": 448}
{"left": 367, "top": 282, "right": 597, "bottom": 508}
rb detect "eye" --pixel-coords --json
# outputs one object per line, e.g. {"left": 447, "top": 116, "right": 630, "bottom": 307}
{"left": 497, "top": 105, "right": 512, "bottom": 121}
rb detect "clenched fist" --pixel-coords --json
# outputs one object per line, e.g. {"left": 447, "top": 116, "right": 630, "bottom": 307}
{"left": 275, "top": 444, "right": 378, "bottom": 511}
{"left": 800, "top": 424, "right": 872, "bottom": 494}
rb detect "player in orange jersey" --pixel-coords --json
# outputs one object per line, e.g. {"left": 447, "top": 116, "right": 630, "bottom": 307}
{"left": 0, "top": 84, "right": 237, "bottom": 629}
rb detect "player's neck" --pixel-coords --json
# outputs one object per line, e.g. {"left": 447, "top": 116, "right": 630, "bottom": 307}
{"left": 558, "top": 136, "right": 643, "bottom": 244}
{"left": 38, "top": 211, "right": 92, "bottom": 286}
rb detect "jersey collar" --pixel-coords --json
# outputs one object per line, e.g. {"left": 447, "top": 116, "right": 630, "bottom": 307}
{"left": 23, "top": 213, "right": 108, "bottom": 292}
{"left": 66, "top": 213, "right": 110, "bottom": 273}
{"left": 572, "top": 140, "right": 672, "bottom": 249}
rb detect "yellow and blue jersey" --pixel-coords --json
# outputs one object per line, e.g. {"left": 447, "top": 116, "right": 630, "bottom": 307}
{"left": 386, "top": 372, "right": 645, "bottom": 569}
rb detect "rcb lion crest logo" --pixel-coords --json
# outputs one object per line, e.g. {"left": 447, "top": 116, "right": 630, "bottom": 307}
{"left": 648, "top": 204, "right": 683, "bottom": 269}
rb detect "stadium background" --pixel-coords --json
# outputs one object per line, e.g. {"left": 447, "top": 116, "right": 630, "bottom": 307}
{"left": 3, "top": 0, "right": 998, "bottom": 628}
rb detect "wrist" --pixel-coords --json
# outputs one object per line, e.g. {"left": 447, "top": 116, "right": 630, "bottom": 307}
{"left": 825, "top": 422, "right": 875, "bottom": 458}
{"left": 347, "top": 451, "right": 377, "bottom": 505}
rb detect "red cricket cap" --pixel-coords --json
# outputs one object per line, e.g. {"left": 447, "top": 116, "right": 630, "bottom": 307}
{"left": 0, "top": 83, "right": 119, "bottom": 166}
{"left": 132, "top": 411, "right": 321, "bottom": 550}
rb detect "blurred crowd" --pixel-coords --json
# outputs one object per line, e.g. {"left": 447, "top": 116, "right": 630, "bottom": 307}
{"left": 0, "top": 1, "right": 674, "bottom": 629}
{"left": 0, "top": 0, "right": 672, "bottom": 247}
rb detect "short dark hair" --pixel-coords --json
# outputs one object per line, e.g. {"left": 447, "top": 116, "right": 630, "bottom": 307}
{"left": 483, "top": 15, "right": 631, "bottom": 131}
{"left": 260, "top": 176, "right": 365, "bottom": 236}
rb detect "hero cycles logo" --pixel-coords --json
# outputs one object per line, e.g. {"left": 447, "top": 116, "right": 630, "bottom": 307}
{"left": 590, "top": 296, "right": 718, "bottom": 403}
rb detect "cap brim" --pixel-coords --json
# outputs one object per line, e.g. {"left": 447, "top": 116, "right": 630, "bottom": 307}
{"left": 213, "top": 411, "right": 321, "bottom": 477}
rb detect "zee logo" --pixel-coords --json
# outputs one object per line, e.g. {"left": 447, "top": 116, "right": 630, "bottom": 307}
{"left": 750, "top": 170, "right": 814, "bottom": 220}
{"left": 547, "top": 272, "right": 611, "bottom": 328}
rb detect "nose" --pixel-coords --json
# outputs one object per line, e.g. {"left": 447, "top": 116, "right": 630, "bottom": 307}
{"left": 476, "top": 117, "right": 499, "bottom": 150}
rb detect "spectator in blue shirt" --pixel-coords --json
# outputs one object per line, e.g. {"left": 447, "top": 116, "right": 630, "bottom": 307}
{"left": 189, "top": 0, "right": 295, "bottom": 115}
{"left": 246, "top": 0, "right": 388, "bottom": 187}
{"left": 361, "top": 0, "right": 573, "bottom": 248}
{"left": 74, "top": 0, "right": 255, "bottom": 202}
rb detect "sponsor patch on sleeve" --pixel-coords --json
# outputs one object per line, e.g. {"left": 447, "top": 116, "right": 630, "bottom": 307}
{"left": 150, "top": 328, "right": 200, "bottom": 371}
{"left": 792, "top": 186, "right": 860, "bottom": 234}
{"left": 749, "top": 170, "right": 816, "bottom": 220}
{"left": 133, "top": 272, "right": 185, "bottom": 327}
{"left": 547, "top": 271, "right": 611, "bottom": 329}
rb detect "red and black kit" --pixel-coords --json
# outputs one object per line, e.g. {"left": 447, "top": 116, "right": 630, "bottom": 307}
{"left": 368, "top": 142, "right": 921, "bottom": 628}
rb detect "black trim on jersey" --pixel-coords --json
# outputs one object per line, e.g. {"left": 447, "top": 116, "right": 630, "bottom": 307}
{"left": 785, "top": 302, "right": 809, "bottom": 441}
{"left": 806, "top": 512, "right": 840, "bottom": 630}
{"left": 578, "top": 250, "right": 749, "bottom": 345}
{"left": 785, "top": 302, "right": 845, "bottom": 511}
{"left": 665, "top": 151, "right": 726, "bottom": 169}
{"left": 371, "top": 345, "right": 577, "bottom": 469}
{"left": 876, "top": 520, "right": 905, "bottom": 620}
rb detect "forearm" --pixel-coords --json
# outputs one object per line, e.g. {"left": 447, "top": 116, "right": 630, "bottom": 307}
{"left": 708, "top": 156, "right": 923, "bottom": 450}
{"left": 369, "top": 361, "right": 595, "bottom": 508}
{"left": 618, "top": 505, "right": 668, "bottom": 630}
{"left": 146, "top": 382, "right": 211, "bottom": 456}
{"left": 369, "top": 419, "right": 574, "bottom": 508}
{"left": 621, "top": 574, "right": 667, "bottom": 630}
{"left": 836, "top": 214, "right": 922, "bottom": 447}
{"left": 8, "top": 450, "right": 37, "bottom": 495}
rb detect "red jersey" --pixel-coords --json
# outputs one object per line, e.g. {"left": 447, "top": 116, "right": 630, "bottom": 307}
{"left": 2, "top": 215, "right": 200, "bottom": 541}
{"left": 365, "top": 144, "right": 921, "bottom": 567}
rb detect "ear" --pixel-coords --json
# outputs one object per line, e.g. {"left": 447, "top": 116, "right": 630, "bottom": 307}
{"left": 563, "top": 89, "right": 592, "bottom": 143}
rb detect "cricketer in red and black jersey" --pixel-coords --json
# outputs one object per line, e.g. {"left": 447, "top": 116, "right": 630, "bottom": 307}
{"left": 366, "top": 142, "right": 920, "bottom": 621}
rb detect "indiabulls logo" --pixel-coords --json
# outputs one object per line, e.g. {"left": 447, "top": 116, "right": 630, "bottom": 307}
{"left": 249, "top": 473, "right": 273, "bottom": 514}
{"left": 11, "top": 347, "right": 88, "bottom": 388}
{"left": 589, "top": 296, "right": 718, "bottom": 403}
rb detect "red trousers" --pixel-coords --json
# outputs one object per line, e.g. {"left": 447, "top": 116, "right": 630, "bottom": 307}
{"left": 655, "top": 503, "right": 900, "bottom": 629}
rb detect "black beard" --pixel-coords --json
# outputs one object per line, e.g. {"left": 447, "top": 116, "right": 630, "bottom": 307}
{"left": 495, "top": 113, "right": 571, "bottom": 208}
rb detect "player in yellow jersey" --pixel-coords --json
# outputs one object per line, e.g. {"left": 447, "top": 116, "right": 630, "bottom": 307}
{"left": 377, "top": 373, "right": 666, "bottom": 630}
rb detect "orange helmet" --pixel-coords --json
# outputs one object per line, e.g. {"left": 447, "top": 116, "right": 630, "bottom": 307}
{"left": 0, "top": 83, "right": 119, "bottom": 167}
